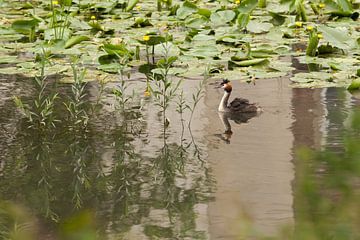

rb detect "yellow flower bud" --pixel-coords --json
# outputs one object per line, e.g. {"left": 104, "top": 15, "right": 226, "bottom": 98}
{"left": 235, "top": 0, "right": 241, "bottom": 4}
{"left": 318, "top": 3, "right": 325, "bottom": 8}
{"left": 90, "top": 15, "right": 96, "bottom": 20}
{"left": 317, "top": 33, "right": 323, "bottom": 39}
{"left": 52, "top": 0, "right": 59, "bottom": 5}
{"left": 306, "top": 25, "right": 314, "bottom": 31}
{"left": 295, "top": 21, "right": 303, "bottom": 27}
{"left": 144, "top": 90, "right": 151, "bottom": 97}
{"left": 143, "top": 35, "right": 150, "bottom": 41}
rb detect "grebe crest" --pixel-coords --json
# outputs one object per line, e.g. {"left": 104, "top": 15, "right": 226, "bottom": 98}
{"left": 218, "top": 79, "right": 262, "bottom": 113}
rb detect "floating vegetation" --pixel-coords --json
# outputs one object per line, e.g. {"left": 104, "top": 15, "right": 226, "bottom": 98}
{"left": 0, "top": 0, "right": 358, "bottom": 87}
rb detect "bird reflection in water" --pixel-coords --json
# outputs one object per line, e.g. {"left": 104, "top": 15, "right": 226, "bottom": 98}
{"left": 217, "top": 111, "right": 259, "bottom": 144}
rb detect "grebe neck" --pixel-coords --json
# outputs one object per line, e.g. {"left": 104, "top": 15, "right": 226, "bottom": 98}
{"left": 218, "top": 91, "right": 231, "bottom": 112}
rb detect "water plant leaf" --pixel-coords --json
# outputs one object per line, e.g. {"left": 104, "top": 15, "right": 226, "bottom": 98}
{"left": 0, "top": 56, "right": 19, "bottom": 64}
{"left": 11, "top": 19, "right": 40, "bottom": 34}
{"left": 230, "top": 58, "right": 269, "bottom": 67}
{"left": 269, "top": 11, "right": 287, "bottom": 26}
{"left": 237, "top": 0, "right": 258, "bottom": 13}
{"left": 210, "top": 10, "right": 236, "bottom": 26}
{"left": 185, "top": 15, "right": 208, "bottom": 28}
{"left": 197, "top": 8, "right": 212, "bottom": 18}
{"left": 336, "top": 0, "right": 353, "bottom": 12}
{"left": 126, "top": 0, "right": 139, "bottom": 11}
{"left": 347, "top": 78, "right": 360, "bottom": 90}
{"left": 176, "top": 1, "right": 198, "bottom": 20}
{"left": 97, "top": 63, "right": 122, "bottom": 73}
{"left": 237, "top": 13, "right": 250, "bottom": 29}
{"left": 246, "top": 20, "right": 273, "bottom": 33}
{"left": 102, "top": 43, "right": 133, "bottom": 56}
{"left": 64, "top": 36, "right": 91, "bottom": 49}
{"left": 186, "top": 45, "right": 220, "bottom": 58}
{"left": 317, "top": 25, "right": 352, "bottom": 49}
{"left": 290, "top": 72, "right": 334, "bottom": 83}
{"left": 306, "top": 30, "right": 319, "bottom": 56}
{"left": 138, "top": 35, "right": 166, "bottom": 45}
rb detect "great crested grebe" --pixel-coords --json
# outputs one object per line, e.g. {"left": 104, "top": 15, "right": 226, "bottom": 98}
{"left": 218, "top": 79, "right": 262, "bottom": 113}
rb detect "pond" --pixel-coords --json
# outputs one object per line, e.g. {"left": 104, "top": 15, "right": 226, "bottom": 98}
{"left": 1, "top": 0, "right": 360, "bottom": 238}
{"left": 1, "top": 69, "right": 360, "bottom": 239}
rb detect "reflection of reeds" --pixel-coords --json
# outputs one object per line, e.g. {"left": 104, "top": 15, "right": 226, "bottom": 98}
{"left": 13, "top": 52, "right": 58, "bottom": 130}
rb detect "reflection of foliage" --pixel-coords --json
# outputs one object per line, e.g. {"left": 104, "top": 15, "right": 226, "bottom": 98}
{"left": 292, "top": 110, "right": 360, "bottom": 239}
{"left": 0, "top": 202, "right": 36, "bottom": 240}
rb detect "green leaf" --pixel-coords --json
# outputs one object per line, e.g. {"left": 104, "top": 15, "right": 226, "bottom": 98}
{"left": 337, "top": 0, "right": 352, "bottom": 12}
{"left": 230, "top": 58, "right": 269, "bottom": 66}
{"left": 102, "top": 43, "right": 133, "bottom": 56}
{"left": 185, "top": 15, "right": 208, "bottom": 29}
{"left": 237, "top": 13, "right": 250, "bottom": 29}
{"left": 197, "top": 8, "right": 212, "bottom": 18}
{"left": 126, "top": 0, "right": 139, "bottom": 11}
{"left": 11, "top": 19, "right": 40, "bottom": 34}
{"left": 176, "top": 1, "right": 198, "bottom": 20}
{"left": 97, "top": 63, "right": 122, "bottom": 73}
{"left": 0, "top": 56, "right": 19, "bottom": 64}
{"left": 210, "top": 10, "right": 236, "bottom": 26}
{"left": 347, "top": 78, "right": 360, "bottom": 90}
{"left": 318, "top": 25, "right": 352, "bottom": 50}
{"left": 247, "top": 20, "right": 273, "bottom": 33}
{"left": 306, "top": 30, "right": 319, "bottom": 56}
{"left": 269, "top": 12, "right": 286, "bottom": 26}
{"left": 64, "top": 36, "right": 90, "bottom": 49}
{"left": 237, "top": 0, "right": 258, "bottom": 13}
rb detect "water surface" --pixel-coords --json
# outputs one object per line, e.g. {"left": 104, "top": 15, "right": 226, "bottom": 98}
{"left": 0, "top": 72, "right": 359, "bottom": 239}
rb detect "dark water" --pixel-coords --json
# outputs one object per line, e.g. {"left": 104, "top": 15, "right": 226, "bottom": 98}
{"left": 1, "top": 72, "right": 360, "bottom": 239}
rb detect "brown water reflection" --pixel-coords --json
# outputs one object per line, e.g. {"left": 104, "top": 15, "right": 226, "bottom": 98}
{"left": 0, "top": 70, "right": 359, "bottom": 239}
{"left": 205, "top": 76, "right": 358, "bottom": 239}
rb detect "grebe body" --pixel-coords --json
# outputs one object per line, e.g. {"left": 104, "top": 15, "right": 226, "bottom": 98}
{"left": 218, "top": 79, "right": 261, "bottom": 113}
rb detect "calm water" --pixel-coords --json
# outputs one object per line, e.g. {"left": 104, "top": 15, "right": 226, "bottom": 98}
{"left": 0, "top": 72, "right": 359, "bottom": 239}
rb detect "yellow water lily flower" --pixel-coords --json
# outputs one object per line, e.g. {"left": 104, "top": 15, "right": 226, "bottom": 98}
{"left": 144, "top": 89, "right": 151, "bottom": 97}
{"left": 52, "top": 0, "right": 59, "bottom": 5}
{"left": 90, "top": 15, "right": 96, "bottom": 20}
{"left": 317, "top": 33, "right": 323, "bottom": 39}
{"left": 295, "top": 21, "right": 303, "bottom": 27}
{"left": 235, "top": 0, "right": 241, "bottom": 4}
{"left": 306, "top": 25, "right": 314, "bottom": 31}
{"left": 143, "top": 35, "right": 150, "bottom": 41}
{"left": 318, "top": 3, "right": 325, "bottom": 8}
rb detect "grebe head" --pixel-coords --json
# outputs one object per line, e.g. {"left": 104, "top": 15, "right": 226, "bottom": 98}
{"left": 220, "top": 79, "right": 232, "bottom": 93}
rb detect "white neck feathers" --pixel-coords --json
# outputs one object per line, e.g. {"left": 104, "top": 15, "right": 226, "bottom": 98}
{"left": 218, "top": 91, "right": 231, "bottom": 112}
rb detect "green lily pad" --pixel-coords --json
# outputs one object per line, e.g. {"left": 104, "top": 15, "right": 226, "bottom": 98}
{"left": 210, "top": 10, "right": 236, "bottom": 26}
{"left": 230, "top": 58, "right": 269, "bottom": 67}
{"left": 290, "top": 72, "right": 334, "bottom": 83}
{"left": 176, "top": 1, "right": 198, "bottom": 20}
{"left": 11, "top": 18, "right": 40, "bottom": 34}
{"left": 97, "top": 63, "right": 122, "bottom": 73}
{"left": 318, "top": 25, "right": 353, "bottom": 50}
{"left": 347, "top": 78, "right": 360, "bottom": 90}
{"left": 65, "top": 35, "right": 91, "bottom": 49}
{"left": 0, "top": 56, "right": 19, "bottom": 64}
{"left": 247, "top": 20, "right": 273, "bottom": 33}
{"left": 185, "top": 15, "right": 208, "bottom": 29}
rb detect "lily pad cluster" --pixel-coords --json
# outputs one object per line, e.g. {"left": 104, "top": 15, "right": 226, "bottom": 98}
{"left": 0, "top": 0, "right": 358, "bottom": 87}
